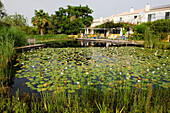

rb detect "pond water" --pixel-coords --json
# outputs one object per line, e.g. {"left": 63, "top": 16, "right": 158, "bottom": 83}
{"left": 11, "top": 42, "right": 170, "bottom": 95}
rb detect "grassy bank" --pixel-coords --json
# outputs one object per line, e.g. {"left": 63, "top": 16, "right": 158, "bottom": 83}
{"left": 0, "top": 86, "right": 169, "bottom": 112}
{"left": 26, "top": 34, "right": 75, "bottom": 43}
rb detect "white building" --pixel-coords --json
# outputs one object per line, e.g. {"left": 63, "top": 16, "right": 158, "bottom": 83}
{"left": 91, "top": 4, "right": 170, "bottom": 27}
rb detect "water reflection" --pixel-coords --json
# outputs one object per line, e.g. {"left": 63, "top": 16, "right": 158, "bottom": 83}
{"left": 80, "top": 41, "right": 116, "bottom": 47}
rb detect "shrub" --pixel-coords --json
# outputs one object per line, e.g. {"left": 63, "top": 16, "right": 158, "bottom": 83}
{"left": 0, "top": 26, "right": 27, "bottom": 47}
{"left": 144, "top": 19, "right": 170, "bottom": 40}
{"left": 144, "top": 27, "right": 161, "bottom": 49}
{"left": 8, "top": 27, "right": 27, "bottom": 47}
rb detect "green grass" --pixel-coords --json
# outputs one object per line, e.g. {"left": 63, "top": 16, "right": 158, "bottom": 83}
{"left": 26, "top": 34, "right": 75, "bottom": 43}
{"left": 0, "top": 86, "right": 169, "bottom": 112}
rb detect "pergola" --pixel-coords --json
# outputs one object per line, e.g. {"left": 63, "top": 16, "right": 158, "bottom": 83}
{"left": 79, "top": 27, "right": 123, "bottom": 37}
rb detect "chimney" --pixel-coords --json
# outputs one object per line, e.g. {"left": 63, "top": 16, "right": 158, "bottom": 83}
{"left": 145, "top": 3, "right": 150, "bottom": 12}
{"left": 130, "top": 7, "right": 134, "bottom": 13}
{"left": 100, "top": 17, "right": 103, "bottom": 23}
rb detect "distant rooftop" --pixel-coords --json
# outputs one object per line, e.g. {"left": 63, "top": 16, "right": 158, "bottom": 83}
{"left": 151, "top": 4, "right": 170, "bottom": 10}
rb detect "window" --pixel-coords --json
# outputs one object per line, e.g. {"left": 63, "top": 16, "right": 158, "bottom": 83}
{"left": 110, "top": 29, "right": 120, "bottom": 34}
{"left": 148, "top": 14, "right": 156, "bottom": 21}
{"left": 120, "top": 17, "right": 122, "bottom": 22}
{"left": 134, "top": 16, "right": 137, "bottom": 19}
{"left": 165, "top": 12, "right": 170, "bottom": 19}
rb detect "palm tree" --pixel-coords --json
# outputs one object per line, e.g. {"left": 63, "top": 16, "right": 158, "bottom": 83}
{"left": 31, "top": 9, "right": 51, "bottom": 35}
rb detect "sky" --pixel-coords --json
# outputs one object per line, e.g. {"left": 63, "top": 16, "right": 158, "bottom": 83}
{"left": 1, "top": 0, "right": 170, "bottom": 25}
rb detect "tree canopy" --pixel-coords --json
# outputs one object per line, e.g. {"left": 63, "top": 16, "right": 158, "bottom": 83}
{"left": 2, "top": 13, "right": 27, "bottom": 27}
{"left": 0, "top": 0, "right": 6, "bottom": 19}
{"left": 31, "top": 9, "right": 51, "bottom": 35}
{"left": 51, "top": 5, "right": 93, "bottom": 34}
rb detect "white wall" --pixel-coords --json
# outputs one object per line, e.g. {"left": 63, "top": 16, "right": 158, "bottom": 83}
{"left": 91, "top": 5, "right": 170, "bottom": 27}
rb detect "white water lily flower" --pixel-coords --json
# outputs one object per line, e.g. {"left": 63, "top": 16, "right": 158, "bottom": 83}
{"left": 147, "top": 69, "right": 149, "bottom": 71}
{"left": 65, "top": 67, "right": 67, "bottom": 69}
{"left": 77, "top": 82, "right": 79, "bottom": 85}
{"left": 142, "top": 48, "right": 144, "bottom": 50}
{"left": 155, "top": 50, "right": 158, "bottom": 56}
{"left": 110, "top": 68, "right": 112, "bottom": 70}
{"left": 165, "top": 73, "right": 167, "bottom": 75}
{"left": 86, "top": 72, "right": 89, "bottom": 74}
{"left": 87, "top": 82, "right": 90, "bottom": 85}
{"left": 131, "top": 55, "right": 133, "bottom": 57}
{"left": 137, "top": 80, "right": 141, "bottom": 83}
{"left": 126, "top": 76, "right": 130, "bottom": 80}
{"left": 157, "top": 68, "right": 160, "bottom": 70}
{"left": 45, "top": 69, "right": 47, "bottom": 71}
{"left": 152, "top": 71, "right": 155, "bottom": 74}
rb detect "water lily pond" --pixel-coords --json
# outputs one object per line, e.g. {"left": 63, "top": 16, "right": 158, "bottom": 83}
{"left": 14, "top": 47, "right": 170, "bottom": 94}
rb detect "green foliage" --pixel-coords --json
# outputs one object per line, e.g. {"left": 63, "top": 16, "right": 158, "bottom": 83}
{"left": 51, "top": 5, "right": 93, "bottom": 34}
{"left": 0, "top": 25, "right": 27, "bottom": 47}
{"left": 144, "top": 27, "right": 161, "bottom": 49}
{"left": 131, "top": 19, "right": 170, "bottom": 48}
{"left": 144, "top": 19, "right": 170, "bottom": 40}
{"left": 131, "top": 31, "right": 144, "bottom": 40}
{"left": 8, "top": 27, "right": 27, "bottom": 47}
{"left": 0, "top": 26, "right": 14, "bottom": 83}
{"left": 21, "top": 26, "right": 39, "bottom": 35}
{"left": 26, "top": 34, "right": 74, "bottom": 43}
{"left": 131, "top": 24, "right": 147, "bottom": 40}
{"left": 2, "top": 13, "right": 27, "bottom": 27}
{"left": 133, "top": 24, "right": 146, "bottom": 34}
{"left": 0, "top": 0, "right": 6, "bottom": 19}
{"left": 31, "top": 9, "right": 51, "bottom": 35}
{"left": 0, "top": 87, "right": 169, "bottom": 112}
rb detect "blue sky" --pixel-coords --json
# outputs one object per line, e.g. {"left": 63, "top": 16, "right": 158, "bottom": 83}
{"left": 2, "top": 0, "right": 170, "bottom": 25}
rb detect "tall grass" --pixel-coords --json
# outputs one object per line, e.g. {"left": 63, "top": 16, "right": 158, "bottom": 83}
{"left": 0, "top": 27, "right": 14, "bottom": 84}
{"left": 143, "top": 27, "right": 170, "bottom": 49}
{"left": 0, "top": 25, "right": 26, "bottom": 85}
{"left": 0, "top": 86, "right": 169, "bottom": 112}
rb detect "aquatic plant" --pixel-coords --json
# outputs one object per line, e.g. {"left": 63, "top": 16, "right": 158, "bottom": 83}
{"left": 15, "top": 47, "right": 169, "bottom": 93}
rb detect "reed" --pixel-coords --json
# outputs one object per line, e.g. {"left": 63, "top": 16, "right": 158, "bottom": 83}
{"left": 0, "top": 27, "right": 14, "bottom": 84}
{"left": 0, "top": 85, "right": 169, "bottom": 112}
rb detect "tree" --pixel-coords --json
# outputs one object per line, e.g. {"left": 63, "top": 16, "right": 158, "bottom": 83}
{"left": 31, "top": 9, "right": 51, "bottom": 35}
{"left": 51, "top": 5, "right": 93, "bottom": 34}
{"left": 0, "top": 0, "right": 6, "bottom": 19}
{"left": 2, "top": 13, "right": 27, "bottom": 27}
